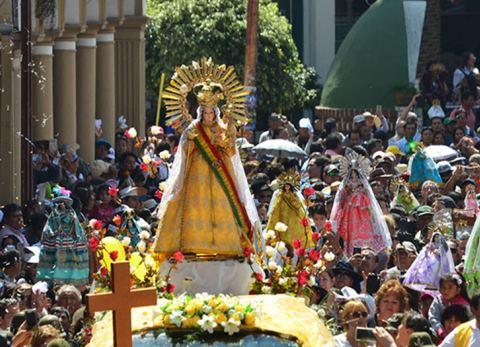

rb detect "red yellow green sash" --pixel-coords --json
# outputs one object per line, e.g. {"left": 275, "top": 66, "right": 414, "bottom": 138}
{"left": 193, "top": 122, "right": 252, "bottom": 238}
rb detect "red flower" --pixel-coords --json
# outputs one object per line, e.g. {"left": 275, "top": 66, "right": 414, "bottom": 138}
{"left": 309, "top": 250, "right": 320, "bottom": 262}
{"left": 312, "top": 232, "right": 320, "bottom": 242}
{"left": 89, "top": 237, "right": 100, "bottom": 251}
{"left": 295, "top": 247, "right": 306, "bottom": 258}
{"left": 108, "top": 187, "right": 119, "bottom": 197}
{"left": 99, "top": 266, "right": 108, "bottom": 276}
{"left": 90, "top": 219, "right": 103, "bottom": 230}
{"left": 303, "top": 187, "right": 315, "bottom": 197}
{"left": 166, "top": 283, "right": 176, "bottom": 293}
{"left": 154, "top": 190, "right": 163, "bottom": 200}
{"left": 297, "top": 270, "right": 309, "bottom": 286}
{"left": 324, "top": 220, "right": 333, "bottom": 232}
{"left": 112, "top": 215, "right": 122, "bottom": 227}
{"left": 300, "top": 217, "right": 310, "bottom": 227}
{"left": 292, "top": 239, "right": 302, "bottom": 249}
{"left": 172, "top": 251, "right": 184, "bottom": 263}
{"left": 254, "top": 272, "right": 264, "bottom": 281}
{"left": 139, "top": 163, "right": 148, "bottom": 172}
{"left": 244, "top": 247, "right": 252, "bottom": 257}
{"left": 109, "top": 251, "right": 118, "bottom": 261}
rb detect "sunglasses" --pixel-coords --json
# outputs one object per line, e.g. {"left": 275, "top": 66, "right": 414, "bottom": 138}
{"left": 351, "top": 311, "right": 368, "bottom": 319}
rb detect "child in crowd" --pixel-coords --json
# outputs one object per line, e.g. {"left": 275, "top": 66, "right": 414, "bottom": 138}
{"left": 88, "top": 184, "right": 115, "bottom": 224}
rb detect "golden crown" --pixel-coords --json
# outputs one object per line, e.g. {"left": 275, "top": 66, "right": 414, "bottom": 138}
{"left": 277, "top": 169, "right": 301, "bottom": 190}
{"left": 194, "top": 79, "right": 224, "bottom": 108}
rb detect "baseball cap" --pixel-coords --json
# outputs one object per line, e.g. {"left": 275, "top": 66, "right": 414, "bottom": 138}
{"left": 443, "top": 118, "right": 456, "bottom": 126}
{"left": 353, "top": 115, "right": 366, "bottom": 124}
{"left": 416, "top": 205, "right": 434, "bottom": 217}
{"left": 386, "top": 145, "right": 405, "bottom": 156}
{"left": 436, "top": 161, "right": 453, "bottom": 174}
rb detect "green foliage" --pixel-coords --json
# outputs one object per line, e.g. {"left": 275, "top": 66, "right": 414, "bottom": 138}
{"left": 146, "top": 0, "right": 319, "bottom": 121}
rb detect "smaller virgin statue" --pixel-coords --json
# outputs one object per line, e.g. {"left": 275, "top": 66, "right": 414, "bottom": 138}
{"left": 330, "top": 150, "right": 392, "bottom": 257}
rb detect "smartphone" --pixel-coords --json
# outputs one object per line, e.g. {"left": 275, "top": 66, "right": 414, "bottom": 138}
{"left": 353, "top": 248, "right": 361, "bottom": 255}
{"left": 356, "top": 327, "right": 376, "bottom": 343}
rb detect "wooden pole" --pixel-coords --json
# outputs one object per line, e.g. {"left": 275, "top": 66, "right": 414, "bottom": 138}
{"left": 155, "top": 73, "right": 165, "bottom": 126}
{"left": 244, "top": 0, "right": 259, "bottom": 87}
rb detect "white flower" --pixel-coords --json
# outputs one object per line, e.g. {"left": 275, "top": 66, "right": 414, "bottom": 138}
{"left": 202, "top": 305, "right": 212, "bottom": 314}
{"left": 268, "top": 261, "right": 277, "bottom": 271}
{"left": 278, "top": 277, "right": 287, "bottom": 286}
{"left": 261, "top": 286, "right": 272, "bottom": 294}
{"left": 198, "top": 314, "right": 217, "bottom": 333}
{"left": 159, "top": 182, "right": 167, "bottom": 191}
{"left": 221, "top": 317, "right": 241, "bottom": 336}
{"left": 265, "top": 229, "right": 276, "bottom": 240}
{"left": 136, "top": 240, "right": 147, "bottom": 253}
{"left": 142, "top": 155, "right": 152, "bottom": 164}
{"left": 160, "top": 150, "right": 171, "bottom": 161}
{"left": 144, "top": 256, "right": 154, "bottom": 268}
{"left": 140, "top": 230, "right": 151, "bottom": 240}
{"left": 151, "top": 125, "right": 162, "bottom": 135}
{"left": 265, "top": 246, "right": 275, "bottom": 257}
{"left": 195, "top": 292, "right": 211, "bottom": 301}
{"left": 274, "top": 222, "right": 288, "bottom": 233}
{"left": 314, "top": 260, "right": 323, "bottom": 269}
{"left": 277, "top": 241, "right": 286, "bottom": 253}
{"left": 121, "top": 237, "right": 131, "bottom": 247}
{"left": 179, "top": 84, "right": 189, "bottom": 94}
{"left": 127, "top": 127, "right": 137, "bottom": 138}
{"left": 324, "top": 251, "right": 336, "bottom": 262}
{"left": 169, "top": 310, "right": 185, "bottom": 328}
{"left": 307, "top": 276, "right": 316, "bottom": 287}
{"left": 317, "top": 308, "right": 326, "bottom": 318}
{"left": 275, "top": 266, "right": 283, "bottom": 275}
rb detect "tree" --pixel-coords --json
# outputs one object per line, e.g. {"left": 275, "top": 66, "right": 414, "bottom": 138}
{"left": 146, "top": 0, "right": 319, "bottom": 123}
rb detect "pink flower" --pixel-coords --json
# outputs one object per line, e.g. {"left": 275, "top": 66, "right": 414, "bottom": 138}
{"left": 254, "top": 272, "right": 263, "bottom": 281}
{"left": 166, "top": 283, "right": 176, "bottom": 293}
{"left": 295, "top": 247, "right": 306, "bottom": 258}
{"left": 324, "top": 220, "right": 333, "bottom": 232}
{"left": 297, "top": 270, "right": 309, "bottom": 286}
{"left": 303, "top": 187, "right": 315, "bottom": 197}
{"left": 312, "top": 232, "right": 320, "bottom": 242}
{"left": 89, "top": 237, "right": 100, "bottom": 252}
{"left": 139, "top": 163, "right": 148, "bottom": 172}
{"left": 309, "top": 250, "right": 320, "bottom": 262}
{"left": 109, "top": 251, "right": 118, "bottom": 261}
{"left": 154, "top": 190, "right": 163, "bottom": 200}
{"left": 244, "top": 247, "right": 252, "bottom": 257}
{"left": 172, "top": 251, "right": 184, "bottom": 263}
{"left": 300, "top": 217, "right": 310, "bottom": 227}
{"left": 292, "top": 239, "right": 302, "bottom": 249}
{"left": 108, "top": 187, "right": 119, "bottom": 197}
{"left": 99, "top": 266, "right": 108, "bottom": 276}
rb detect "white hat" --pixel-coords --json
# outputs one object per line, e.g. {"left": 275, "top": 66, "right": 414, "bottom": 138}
{"left": 428, "top": 105, "right": 445, "bottom": 119}
{"left": 90, "top": 160, "right": 110, "bottom": 177}
{"left": 24, "top": 246, "right": 41, "bottom": 264}
{"left": 236, "top": 137, "right": 254, "bottom": 150}
{"left": 119, "top": 186, "right": 147, "bottom": 199}
{"left": 353, "top": 114, "right": 366, "bottom": 124}
{"left": 299, "top": 118, "right": 314, "bottom": 132}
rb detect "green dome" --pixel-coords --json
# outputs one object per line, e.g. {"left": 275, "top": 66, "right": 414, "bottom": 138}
{"left": 320, "top": 0, "right": 425, "bottom": 109}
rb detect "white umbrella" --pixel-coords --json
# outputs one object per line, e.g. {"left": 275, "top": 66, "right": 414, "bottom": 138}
{"left": 253, "top": 139, "right": 307, "bottom": 159}
{"left": 424, "top": 145, "right": 458, "bottom": 162}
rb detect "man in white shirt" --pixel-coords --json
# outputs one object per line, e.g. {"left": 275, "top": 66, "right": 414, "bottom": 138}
{"left": 440, "top": 294, "right": 480, "bottom": 347}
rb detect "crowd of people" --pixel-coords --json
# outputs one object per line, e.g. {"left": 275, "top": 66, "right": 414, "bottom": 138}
{"left": 0, "top": 52, "right": 480, "bottom": 346}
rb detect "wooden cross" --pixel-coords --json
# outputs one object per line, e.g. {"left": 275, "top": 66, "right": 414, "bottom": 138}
{"left": 86, "top": 261, "right": 157, "bottom": 347}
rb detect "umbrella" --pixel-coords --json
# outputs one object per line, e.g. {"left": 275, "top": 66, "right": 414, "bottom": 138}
{"left": 424, "top": 145, "right": 458, "bottom": 162}
{"left": 253, "top": 139, "right": 307, "bottom": 159}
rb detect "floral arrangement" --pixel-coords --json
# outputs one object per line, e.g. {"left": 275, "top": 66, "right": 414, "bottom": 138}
{"left": 159, "top": 293, "right": 256, "bottom": 335}
{"left": 249, "top": 220, "right": 336, "bottom": 296}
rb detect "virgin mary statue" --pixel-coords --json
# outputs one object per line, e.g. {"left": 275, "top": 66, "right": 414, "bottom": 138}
{"left": 153, "top": 59, "right": 261, "bottom": 294}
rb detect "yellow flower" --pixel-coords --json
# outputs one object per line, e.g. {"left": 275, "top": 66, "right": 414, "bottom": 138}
{"left": 163, "top": 315, "right": 172, "bottom": 326}
{"left": 191, "top": 299, "right": 204, "bottom": 311}
{"left": 245, "top": 312, "right": 255, "bottom": 326}
{"left": 183, "top": 316, "right": 200, "bottom": 328}
{"left": 215, "top": 313, "right": 227, "bottom": 324}
{"left": 234, "top": 304, "right": 245, "bottom": 312}
{"left": 217, "top": 303, "right": 229, "bottom": 312}
{"left": 231, "top": 312, "right": 243, "bottom": 321}
{"left": 208, "top": 298, "right": 218, "bottom": 307}
{"left": 185, "top": 304, "right": 196, "bottom": 316}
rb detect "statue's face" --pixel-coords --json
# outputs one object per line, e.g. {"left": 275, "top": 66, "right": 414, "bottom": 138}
{"left": 202, "top": 107, "right": 215, "bottom": 123}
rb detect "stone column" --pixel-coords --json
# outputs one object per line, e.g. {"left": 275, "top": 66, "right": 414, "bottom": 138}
{"left": 115, "top": 19, "right": 146, "bottom": 137}
{"left": 0, "top": 39, "right": 22, "bottom": 205}
{"left": 53, "top": 39, "right": 77, "bottom": 147}
{"left": 96, "top": 31, "right": 116, "bottom": 144}
{"left": 31, "top": 42, "right": 54, "bottom": 141}
{"left": 76, "top": 35, "right": 97, "bottom": 163}
{"left": 303, "top": 0, "right": 335, "bottom": 84}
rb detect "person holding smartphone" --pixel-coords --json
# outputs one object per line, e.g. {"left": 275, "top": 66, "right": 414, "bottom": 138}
{"left": 334, "top": 300, "right": 370, "bottom": 347}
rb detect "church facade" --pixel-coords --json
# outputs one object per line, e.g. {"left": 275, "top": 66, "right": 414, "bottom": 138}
{"left": 0, "top": 0, "right": 147, "bottom": 204}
